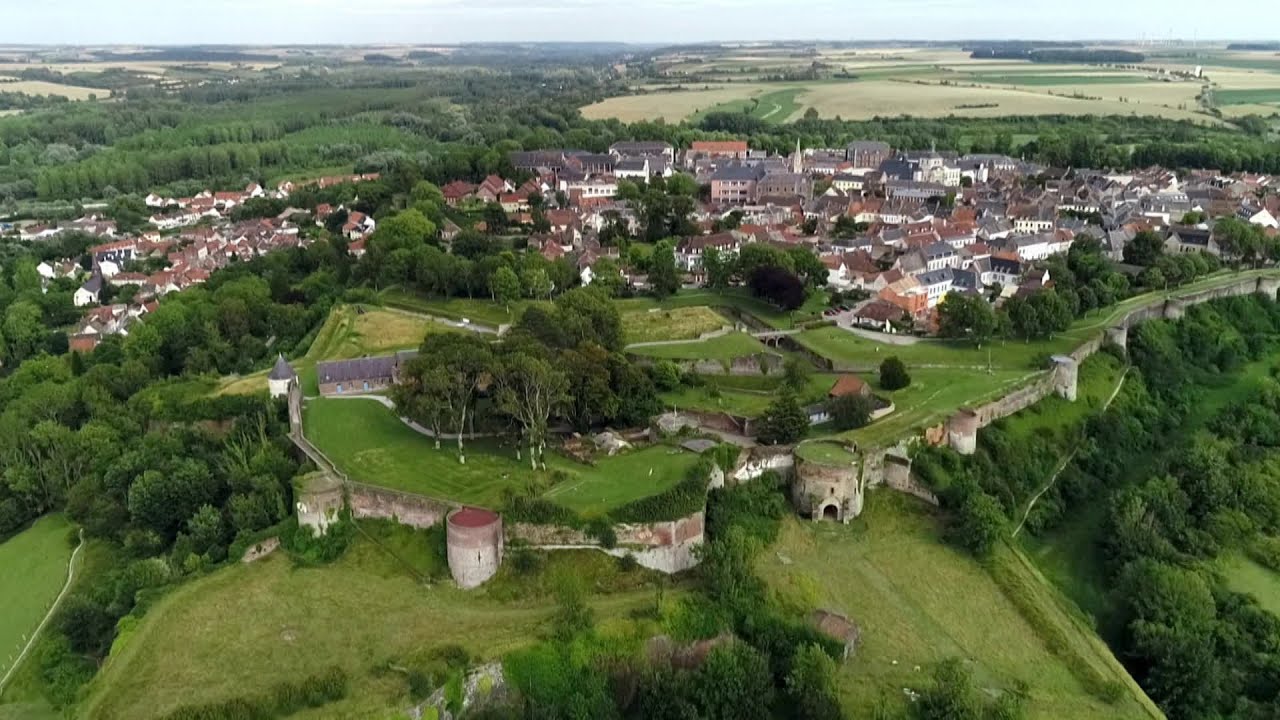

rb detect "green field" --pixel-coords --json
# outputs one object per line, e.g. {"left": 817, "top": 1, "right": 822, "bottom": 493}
{"left": 758, "top": 493, "right": 1158, "bottom": 720}
{"left": 1213, "top": 88, "right": 1280, "bottom": 105}
{"left": 693, "top": 87, "right": 805, "bottom": 123}
{"left": 797, "top": 328, "right": 1077, "bottom": 371}
{"left": 79, "top": 533, "right": 674, "bottom": 720}
{"left": 1220, "top": 554, "right": 1280, "bottom": 617}
{"left": 0, "top": 515, "right": 75, "bottom": 682}
{"left": 303, "top": 397, "right": 696, "bottom": 513}
{"left": 844, "top": 368, "right": 1039, "bottom": 446}
{"left": 622, "top": 306, "right": 728, "bottom": 344}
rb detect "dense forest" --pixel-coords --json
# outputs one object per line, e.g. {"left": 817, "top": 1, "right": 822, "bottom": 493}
{"left": 917, "top": 293, "right": 1280, "bottom": 719}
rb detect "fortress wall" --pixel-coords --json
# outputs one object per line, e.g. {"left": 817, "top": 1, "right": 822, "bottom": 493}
{"left": 347, "top": 483, "right": 456, "bottom": 529}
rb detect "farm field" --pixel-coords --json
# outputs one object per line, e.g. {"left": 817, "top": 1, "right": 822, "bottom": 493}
{"left": 303, "top": 397, "right": 697, "bottom": 513}
{"left": 0, "top": 515, "right": 75, "bottom": 681}
{"left": 586, "top": 44, "right": 1280, "bottom": 124}
{"left": 758, "top": 494, "right": 1159, "bottom": 720}
{"left": 79, "top": 534, "right": 673, "bottom": 720}
{"left": 627, "top": 331, "right": 766, "bottom": 361}
{"left": 621, "top": 305, "right": 728, "bottom": 344}
{"left": 0, "top": 80, "right": 99, "bottom": 100}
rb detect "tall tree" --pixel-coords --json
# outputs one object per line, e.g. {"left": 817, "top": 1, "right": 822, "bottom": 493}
{"left": 649, "top": 240, "right": 680, "bottom": 299}
{"left": 493, "top": 351, "right": 569, "bottom": 469}
{"left": 936, "top": 292, "right": 996, "bottom": 346}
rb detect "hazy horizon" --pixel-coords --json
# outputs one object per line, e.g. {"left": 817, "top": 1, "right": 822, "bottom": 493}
{"left": 3, "top": 0, "right": 1275, "bottom": 47}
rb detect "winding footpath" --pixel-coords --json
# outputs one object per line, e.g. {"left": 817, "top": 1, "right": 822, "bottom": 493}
{"left": 1012, "top": 366, "right": 1131, "bottom": 537}
{"left": 0, "top": 529, "right": 85, "bottom": 694}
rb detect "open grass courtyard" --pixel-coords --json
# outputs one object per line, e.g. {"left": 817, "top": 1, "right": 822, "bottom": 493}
{"left": 303, "top": 397, "right": 698, "bottom": 514}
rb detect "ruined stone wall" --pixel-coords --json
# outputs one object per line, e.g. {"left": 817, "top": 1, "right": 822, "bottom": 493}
{"left": 732, "top": 446, "right": 795, "bottom": 484}
{"left": 346, "top": 482, "right": 456, "bottom": 529}
{"left": 509, "top": 511, "right": 706, "bottom": 574}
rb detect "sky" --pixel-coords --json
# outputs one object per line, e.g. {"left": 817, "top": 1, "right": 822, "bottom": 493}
{"left": 2, "top": 0, "right": 1270, "bottom": 46}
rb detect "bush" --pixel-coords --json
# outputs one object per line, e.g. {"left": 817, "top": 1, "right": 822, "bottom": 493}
{"left": 607, "top": 460, "right": 711, "bottom": 523}
{"left": 879, "top": 356, "right": 911, "bottom": 391}
{"left": 502, "top": 495, "right": 582, "bottom": 527}
{"left": 827, "top": 393, "right": 874, "bottom": 431}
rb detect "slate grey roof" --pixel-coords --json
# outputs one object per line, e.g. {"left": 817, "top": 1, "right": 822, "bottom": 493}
{"left": 268, "top": 354, "right": 296, "bottom": 381}
{"left": 317, "top": 356, "right": 399, "bottom": 384}
{"left": 711, "top": 164, "right": 766, "bottom": 181}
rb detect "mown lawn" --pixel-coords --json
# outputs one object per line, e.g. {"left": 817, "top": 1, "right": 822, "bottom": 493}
{"left": 79, "top": 536, "right": 673, "bottom": 720}
{"left": 794, "top": 441, "right": 858, "bottom": 466}
{"left": 622, "top": 306, "right": 729, "bottom": 344}
{"left": 843, "top": 368, "right": 1040, "bottom": 447}
{"left": 304, "top": 397, "right": 696, "bottom": 514}
{"left": 629, "top": 332, "right": 767, "bottom": 361}
{"left": 0, "top": 515, "right": 75, "bottom": 681}
{"left": 758, "top": 493, "right": 1157, "bottom": 720}
{"left": 542, "top": 445, "right": 700, "bottom": 515}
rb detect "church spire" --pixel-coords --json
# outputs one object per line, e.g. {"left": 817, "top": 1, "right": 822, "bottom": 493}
{"left": 792, "top": 137, "right": 803, "bottom": 174}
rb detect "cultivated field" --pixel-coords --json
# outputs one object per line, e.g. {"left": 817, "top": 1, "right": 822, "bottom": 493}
{"left": 759, "top": 493, "right": 1159, "bottom": 720}
{"left": 303, "top": 396, "right": 697, "bottom": 513}
{"left": 585, "top": 44, "right": 1280, "bottom": 124}
{"left": 79, "top": 534, "right": 674, "bottom": 720}
{"left": 0, "top": 79, "right": 99, "bottom": 100}
{"left": 0, "top": 515, "right": 75, "bottom": 680}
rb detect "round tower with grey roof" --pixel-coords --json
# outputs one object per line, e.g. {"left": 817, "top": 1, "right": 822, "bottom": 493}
{"left": 268, "top": 354, "right": 297, "bottom": 399}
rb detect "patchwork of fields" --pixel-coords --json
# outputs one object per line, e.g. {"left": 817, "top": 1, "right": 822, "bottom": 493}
{"left": 584, "top": 44, "right": 1280, "bottom": 123}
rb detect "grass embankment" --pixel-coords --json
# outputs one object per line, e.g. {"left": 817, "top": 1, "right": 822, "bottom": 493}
{"left": 628, "top": 331, "right": 766, "bottom": 361}
{"left": 379, "top": 290, "right": 543, "bottom": 328}
{"left": 303, "top": 397, "right": 697, "bottom": 513}
{"left": 758, "top": 493, "right": 1158, "bottom": 720}
{"left": 79, "top": 531, "right": 675, "bottom": 720}
{"left": 659, "top": 372, "right": 837, "bottom": 418}
{"left": 621, "top": 306, "right": 728, "bottom": 344}
{"left": 218, "top": 304, "right": 449, "bottom": 396}
{"left": 0, "top": 515, "right": 75, "bottom": 681}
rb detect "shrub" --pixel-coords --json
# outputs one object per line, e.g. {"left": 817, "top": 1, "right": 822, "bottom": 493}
{"left": 879, "top": 356, "right": 911, "bottom": 390}
{"left": 608, "top": 464, "right": 709, "bottom": 523}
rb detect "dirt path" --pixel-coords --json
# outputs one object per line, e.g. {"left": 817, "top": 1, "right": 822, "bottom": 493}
{"left": 0, "top": 529, "right": 85, "bottom": 694}
{"left": 1012, "top": 367, "right": 1130, "bottom": 537}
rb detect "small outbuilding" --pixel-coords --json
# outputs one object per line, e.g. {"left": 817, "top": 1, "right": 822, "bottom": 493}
{"left": 828, "top": 374, "right": 871, "bottom": 399}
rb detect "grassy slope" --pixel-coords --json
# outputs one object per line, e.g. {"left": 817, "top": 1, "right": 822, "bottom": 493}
{"left": 628, "top": 331, "right": 766, "bottom": 361}
{"left": 79, "top": 536, "right": 673, "bottom": 720}
{"left": 659, "top": 372, "right": 836, "bottom": 418}
{"left": 303, "top": 397, "right": 696, "bottom": 513}
{"left": 758, "top": 493, "right": 1157, "bottom": 720}
{"left": 0, "top": 515, "right": 74, "bottom": 679}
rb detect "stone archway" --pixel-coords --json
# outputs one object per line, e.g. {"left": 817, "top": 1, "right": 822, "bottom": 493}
{"left": 820, "top": 502, "right": 841, "bottom": 522}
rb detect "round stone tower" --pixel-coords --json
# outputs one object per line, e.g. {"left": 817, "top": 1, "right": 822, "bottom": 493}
{"left": 791, "top": 445, "right": 860, "bottom": 523}
{"left": 268, "top": 353, "right": 297, "bottom": 399}
{"left": 447, "top": 507, "right": 503, "bottom": 589}
{"left": 295, "top": 472, "right": 345, "bottom": 534}
{"left": 1050, "top": 355, "right": 1078, "bottom": 402}
{"left": 947, "top": 409, "right": 979, "bottom": 455}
